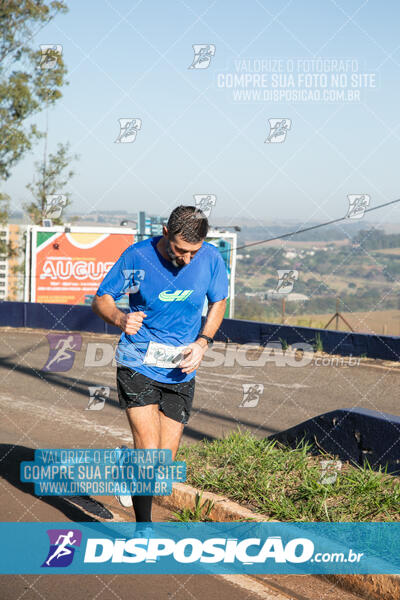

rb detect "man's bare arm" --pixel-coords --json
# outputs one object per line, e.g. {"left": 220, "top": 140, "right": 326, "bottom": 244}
{"left": 91, "top": 294, "right": 146, "bottom": 335}
{"left": 195, "top": 298, "right": 226, "bottom": 347}
{"left": 91, "top": 294, "right": 124, "bottom": 328}
{"left": 180, "top": 298, "right": 226, "bottom": 374}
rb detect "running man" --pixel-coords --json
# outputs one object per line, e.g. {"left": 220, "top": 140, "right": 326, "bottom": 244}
{"left": 92, "top": 206, "right": 228, "bottom": 523}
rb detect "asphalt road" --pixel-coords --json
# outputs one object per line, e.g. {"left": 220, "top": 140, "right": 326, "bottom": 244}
{"left": 0, "top": 327, "right": 399, "bottom": 449}
{"left": 0, "top": 327, "right": 395, "bottom": 600}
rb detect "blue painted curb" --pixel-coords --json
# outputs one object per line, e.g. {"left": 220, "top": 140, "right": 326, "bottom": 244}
{"left": 268, "top": 407, "right": 400, "bottom": 475}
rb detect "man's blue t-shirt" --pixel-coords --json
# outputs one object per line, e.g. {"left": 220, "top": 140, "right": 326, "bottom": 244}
{"left": 96, "top": 236, "right": 228, "bottom": 383}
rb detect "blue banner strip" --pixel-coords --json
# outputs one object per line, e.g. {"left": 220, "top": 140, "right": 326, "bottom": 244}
{"left": 1, "top": 522, "right": 400, "bottom": 574}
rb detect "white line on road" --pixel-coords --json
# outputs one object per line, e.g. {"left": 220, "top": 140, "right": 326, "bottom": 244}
{"left": 219, "top": 574, "right": 293, "bottom": 599}
{"left": 264, "top": 382, "right": 311, "bottom": 390}
{"left": 0, "top": 393, "right": 132, "bottom": 443}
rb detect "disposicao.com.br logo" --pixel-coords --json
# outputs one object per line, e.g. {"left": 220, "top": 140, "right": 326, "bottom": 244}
{"left": 2, "top": 521, "right": 397, "bottom": 574}
{"left": 82, "top": 535, "right": 363, "bottom": 566}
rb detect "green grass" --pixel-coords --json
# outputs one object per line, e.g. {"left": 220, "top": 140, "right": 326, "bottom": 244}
{"left": 176, "top": 430, "right": 400, "bottom": 522}
{"left": 171, "top": 492, "right": 214, "bottom": 522}
{"left": 313, "top": 332, "right": 324, "bottom": 352}
{"left": 279, "top": 337, "right": 289, "bottom": 351}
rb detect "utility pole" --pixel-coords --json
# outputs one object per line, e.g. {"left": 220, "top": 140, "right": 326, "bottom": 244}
{"left": 324, "top": 296, "right": 354, "bottom": 331}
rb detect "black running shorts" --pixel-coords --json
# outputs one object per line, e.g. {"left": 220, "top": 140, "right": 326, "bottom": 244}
{"left": 116, "top": 366, "right": 195, "bottom": 425}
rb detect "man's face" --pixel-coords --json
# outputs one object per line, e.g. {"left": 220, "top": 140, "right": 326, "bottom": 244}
{"left": 164, "top": 231, "right": 203, "bottom": 267}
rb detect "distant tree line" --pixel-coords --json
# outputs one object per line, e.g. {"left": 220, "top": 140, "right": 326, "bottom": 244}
{"left": 235, "top": 291, "right": 400, "bottom": 322}
{"left": 354, "top": 227, "right": 400, "bottom": 250}
{"left": 238, "top": 223, "right": 366, "bottom": 243}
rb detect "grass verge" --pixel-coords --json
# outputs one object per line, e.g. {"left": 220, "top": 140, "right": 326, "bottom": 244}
{"left": 176, "top": 430, "right": 400, "bottom": 522}
{"left": 171, "top": 492, "right": 214, "bottom": 522}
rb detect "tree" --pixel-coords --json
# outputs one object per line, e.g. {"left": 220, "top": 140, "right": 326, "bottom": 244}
{"left": 0, "top": 1, "right": 68, "bottom": 251}
{"left": 0, "top": 0, "right": 68, "bottom": 182}
{"left": 24, "top": 142, "right": 79, "bottom": 225}
{"left": 0, "top": 195, "right": 16, "bottom": 258}
{"left": 354, "top": 227, "right": 386, "bottom": 250}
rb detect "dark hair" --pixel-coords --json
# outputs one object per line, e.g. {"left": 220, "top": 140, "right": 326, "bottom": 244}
{"left": 167, "top": 205, "right": 209, "bottom": 243}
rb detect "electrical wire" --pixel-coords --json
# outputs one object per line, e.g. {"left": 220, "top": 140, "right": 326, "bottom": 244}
{"left": 222, "top": 197, "right": 400, "bottom": 253}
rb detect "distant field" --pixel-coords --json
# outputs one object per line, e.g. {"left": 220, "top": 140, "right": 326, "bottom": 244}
{"left": 283, "top": 309, "right": 400, "bottom": 336}
{"left": 374, "top": 247, "right": 400, "bottom": 256}
{"left": 242, "top": 239, "right": 351, "bottom": 250}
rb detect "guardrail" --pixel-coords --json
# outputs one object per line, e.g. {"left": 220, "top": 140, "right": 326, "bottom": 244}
{"left": 0, "top": 301, "right": 399, "bottom": 361}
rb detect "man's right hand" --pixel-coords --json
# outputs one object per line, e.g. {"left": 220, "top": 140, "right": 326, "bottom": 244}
{"left": 118, "top": 311, "right": 147, "bottom": 335}
{"left": 91, "top": 295, "right": 147, "bottom": 335}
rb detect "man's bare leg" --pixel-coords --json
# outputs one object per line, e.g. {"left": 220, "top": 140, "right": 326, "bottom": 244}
{"left": 125, "top": 404, "right": 160, "bottom": 522}
{"left": 125, "top": 404, "right": 184, "bottom": 456}
{"left": 159, "top": 411, "right": 184, "bottom": 460}
{"left": 125, "top": 405, "right": 184, "bottom": 522}
{"left": 126, "top": 404, "right": 160, "bottom": 449}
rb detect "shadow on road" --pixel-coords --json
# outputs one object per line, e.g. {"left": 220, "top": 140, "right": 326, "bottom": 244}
{"left": 0, "top": 443, "right": 113, "bottom": 522}
{"left": 0, "top": 357, "right": 281, "bottom": 439}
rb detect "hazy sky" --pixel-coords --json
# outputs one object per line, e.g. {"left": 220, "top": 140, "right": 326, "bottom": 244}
{"left": 4, "top": 0, "right": 400, "bottom": 230}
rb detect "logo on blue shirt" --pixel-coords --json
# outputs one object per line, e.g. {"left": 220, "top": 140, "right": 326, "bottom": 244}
{"left": 158, "top": 290, "right": 193, "bottom": 302}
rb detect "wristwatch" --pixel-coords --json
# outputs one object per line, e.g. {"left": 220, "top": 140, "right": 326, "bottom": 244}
{"left": 197, "top": 334, "right": 214, "bottom": 348}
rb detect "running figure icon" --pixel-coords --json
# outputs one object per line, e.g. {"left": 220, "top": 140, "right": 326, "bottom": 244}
{"left": 265, "top": 118, "right": 292, "bottom": 143}
{"left": 45, "top": 335, "right": 77, "bottom": 370}
{"left": 45, "top": 531, "right": 77, "bottom": 566}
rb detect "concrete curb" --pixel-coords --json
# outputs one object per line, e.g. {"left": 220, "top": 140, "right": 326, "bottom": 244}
{"left": 155, "top": 482, "right": 274, "bottom": 522}
{"left": 154, "top": 483, "right": 400, "bottom": 600}
{"left": 323, "top": 573, "right": 400, "bottom": 600}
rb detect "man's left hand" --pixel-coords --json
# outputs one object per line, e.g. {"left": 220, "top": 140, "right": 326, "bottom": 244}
{"left": 179, "top": 342, "right": 207, "bottom": 374}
